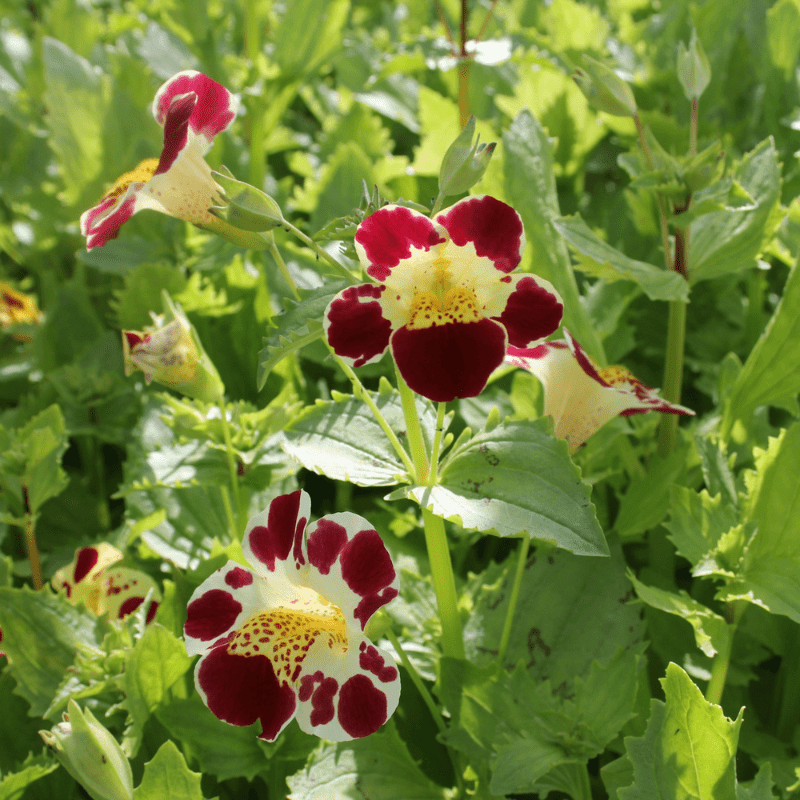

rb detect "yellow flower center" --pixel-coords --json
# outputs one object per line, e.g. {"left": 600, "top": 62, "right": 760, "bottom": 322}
{"left": 597, "top": 365, "right": 637, "bottom": 387}
{"left": 227, "top": 599, "right": 348, "bottom": 684}
{"left": 103, "top": 158, "right": 159, "bottom": 200}
{"left": 407, "top": 286, "right": 482, "bottom": 330}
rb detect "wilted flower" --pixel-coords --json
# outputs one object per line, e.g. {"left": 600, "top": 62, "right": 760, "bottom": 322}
{"left": 39, "top": 699, "right": 133, "bottom": 800}
{"left": 52, "top": 542, "right": 160, "bottom": 623}
{"left": 184, "top": 490, "right": 401, "bottom": 742}
{"left": 506, "top": 329, "right": 695, "bottom": 452}
{"left": 122, "top": 293, "right": 224, "bottom": 403}
{"left": 81, "top": 71, "right": 263, "bottom": 250}
{"left": 0, "top": 282, "right": 41, "bottom": 339}
{"left": 324, "top": 195, "right": 563, "bottom": 402}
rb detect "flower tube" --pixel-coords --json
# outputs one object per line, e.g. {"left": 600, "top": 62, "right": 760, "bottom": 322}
{"left": 184, "top": 490, "right": 401, "bottom": 741}
{"left": 506, "top": 329, "right": 695, "bottom": 452}
{"left": 324, "top": 195, "right": 563, "bottom": 403}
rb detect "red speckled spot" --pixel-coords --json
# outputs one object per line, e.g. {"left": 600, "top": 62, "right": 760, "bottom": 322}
{"left": 325, "top": 285, "right": 392, "bottom": 368}
{"left": 306, "top": 520, "right": 348, "bottom": 575}
{"left": 298, "top": 670, "right": 338, "bottom": 727}
{"left": 197, "top": 646, "right": 297, "bottom": 741}
{"left": 359, "top": 643, "right": 398, "bottom": 683}
{"left": 354, "top": 587, "right": 399, "bottom": 629}
{"left": 225, "top": 567, "right": 254, "bottom": 589}
{"left": 493, "top": 276, "right": 563, "bottom": 348}
{"left": 185, "top": 589, "right": 242, "bottom": 641}
{"left": 391, "top": 317, "right": 507, "bottom": 402}
{"left": 248, "top": 491, "right": 303, "bottom": 570}
{"left": 356, "top": 206, "right": 445, "bottom": 282}
{"left": 73, "top": 547, "right": 100, "bottom": 583}
{"left": 436, "top": 196, "right": 524, "bottom": 273}
{"left": 146, "top": 601, "right": 159, "bottom": 625}
{"left": 118, "top": 596, "right": 144, "bottom": 618}
{"left": 2, "top": 292, "right": 24, "bottom": 309}
{"left": 337, "top": 674, "right": 388, "bottom": 738}
{"left": 340, "top": 530, "right": 395, "bottom": 598}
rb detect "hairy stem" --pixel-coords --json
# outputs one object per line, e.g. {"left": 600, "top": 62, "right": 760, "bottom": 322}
{"left": 281, "top": 220, "right": 358, "bottom": 284}
{"left": 705, "top": 601, "right": 746, "bottom": 706}
{"left": 265, "top": 231, "right": 300, "bottom": 300}
{"left": 218, "top": 400, "right": 244, "bottom": 535}
{"left": 497, "top": 536, "right": 530, "bottom": 668}
{"left": 23, "top": 488, "right": 43, "bottom": 590}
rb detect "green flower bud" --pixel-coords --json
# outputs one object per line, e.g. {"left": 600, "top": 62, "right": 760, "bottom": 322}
{"left": 677, "top": 29, "right": 711, "bottom": 101}
{"left": 39, "top": 700, "right": 133, "bottom": 800}
{"left": 438, "top": 116, "right": 497, "bottom": 197}
{"left": 573, "top": 55, "right": 637, "bottom": 117}
{"left": 211, "top": 168, "right": 285, "bottom": 233}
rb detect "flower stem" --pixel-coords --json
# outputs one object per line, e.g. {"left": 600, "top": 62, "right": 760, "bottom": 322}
{"left": 772, "top": 619, "right": 800, "bottom": 740}
{"left": 457, "top": 0, "right": 471, "bottom": 128}
{"left": 264, "top": 231, "right": 300, "bottom": 300}
{"left": 690, "top": 96, "right": 699, "bottom": 157}
{"left": 705, "top": 600, "right": 746, "bottom": 706}
{"left": 496, "top": 536, "right": 530, "bottom": 669}
{"left": 280, "top": 220, "right": 359, "bottom": 284}
{"left": 218, "top": 400, "right": 244, "bottom": 535}
{"left": 24, "top": 506, "right": 43, "bottom": 590}
{"left": 394, "top": 365, "right": 430, "bottom": 482}
{"left": 429, "top": 402, "right": 447, "bottom": 484}
{"left": 333, "top": 354, "right": 415, "bottom": 477}
{"left": 657, "top": 297, "right": 688, "bottom": 458}
{"left": 219, "top": 485, "right": 238, "bottom": 542}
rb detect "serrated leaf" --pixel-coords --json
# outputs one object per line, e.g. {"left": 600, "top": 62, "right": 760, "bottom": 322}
{"left": 0, "top": 754, "right": 58, "bottom": 800}
{"left": 628, "top": 574, "right": 729, "bottom": 657}
{"left": 618, "top": 663, "right": 742, "bottom": 800}
{"left": 404, "top": 418, "right": 606, "bottom": 556}
{"left": 257, "top": 281, "right": 348, "bottom": 389}
{"left": 286, "top": 722, "right": 448, "bottom": 800}
{"left": 133, "top": 740, "right": 205, "bottom": 800}
{"left": 553, "top": 214, "right": 689, "bottom": 301}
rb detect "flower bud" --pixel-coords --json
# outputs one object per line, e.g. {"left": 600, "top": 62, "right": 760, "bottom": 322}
{"left": 122, "top": 292, "right": 225, "bottom": 403}
{"left": 677, "top": 29, "right": 711, "bottom": 101}
{"left": 573, "top": 56, "right": 637, "bottom": 117}
{"left": 39, "top": 700, "right": 133, "bottom": 800}
{"left": 211, "top": 168, "right": 285, "bottom": 233}
{"left": 438, "top": 116, "right": 497, "bottom": 197}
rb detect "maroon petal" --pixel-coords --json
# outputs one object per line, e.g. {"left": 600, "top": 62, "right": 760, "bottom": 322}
{"left": 355, "top": 205, "right": 445, "bottom": 281}
{"left": 246, "top": 490, "right": 306, "bottom": 571}
{"left": 152, "top": 71, "right": 235, "bottom": 141}
{"left": 196, "top": 646, "right": 297, "bottom": 741}
{"left": 493, "top": 275, "right": 563, "bottom": 347}
{"left": 185, "top": 589, "right": 243, "bottom": 641}
{"left": 306, "top": 519, "right": 348, "bottom": 576}
{"left": 155, "top": 93, "right": 195, "bottom": 175}
{"left": 73, "top": 547, "right": 100, "bottom": 583}
{"left": 336, "top": 674, "right": 389, "bottom": 738}
{"left": 436, "top": 196, "right": 524, "bottom": 273}
{"left": 391, "top": 317, "right": 507, "bottom": 402}
{"left": 324, "top": 284, "right": 392, "bottom": 368}
{"left": 81, "top": 193, "right": 137, "bottom": 250}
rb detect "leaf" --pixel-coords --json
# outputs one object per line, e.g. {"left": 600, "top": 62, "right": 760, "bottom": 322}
{"left": 402, "top": 418, "right": 606, "bottom": 556}
{"left": 718, "top": 424, "right": 800, "bottom": 622}
{"left": 628, "top": 574, "right": 729, "bottom": 657}
{"left": 286, "top": 722, "right": 448, "bottom": 800}
{"left": 0, "top": 754, "right": 58, "bottom": 800}
{"left": 133, "top": 740, "right": 205, "bottom": 800}
{"left": 257, "top": 281, "right": 348, "bottom": 389}
{"left": 156, "top": 696, "right": 271, "bottom": 782}
{"left": 617, "top": 663, "right": 742, "bottom": 800}
{"left": 553, "top": 214, "right": 690, "bottom": 301}
{"left": 721, "top": 258, "right": 800, "bottom": 437}
{"left": 503, "top": 109, "right": 605, "bottom": 361}
{"left": 0, "top": 587, "right": 101, "bottom": 717}
{"left": 690, "top": 137, "right": 782, "bottom": 284}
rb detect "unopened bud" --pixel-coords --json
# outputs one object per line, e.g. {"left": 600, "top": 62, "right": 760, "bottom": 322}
{"left": 438, "top": 116, "right": 497, "bottom": 197}
{"left": 573, "top": 56, "right": 637, "bottom": 117}
{"left": 39, "top": 700, "right": 133, "bottom": 800}
{"left": 677, "top": 30, "right": 711, "bottom": 101}
{"left": 211, "top": 168, "right": 284, "bottom": 232}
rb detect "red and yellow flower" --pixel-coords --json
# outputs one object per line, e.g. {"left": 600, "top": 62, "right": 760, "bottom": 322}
{"left": 324, "top": 196, "right": 563, "bottom": 403}
{"left": 183, "top": 490, "right": 400, "bottom": 742}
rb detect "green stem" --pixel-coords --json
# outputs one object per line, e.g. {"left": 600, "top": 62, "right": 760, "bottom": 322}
{"left": 265, "top": 231, "right": 300, "bottom": 300}
{"left": 430, "top": 191, "right": 447, "bottom": 217}
{"left": 333, "top": 354, "right": 415, "bottom": 477}
{"left": 281, "top": 220, "right": 359, "bottom": 284}
{"left": 690, "top": 96, "right": 698, "bottom": 157}
{"left": 218, "top": 400, "right": 244, "bottom": 535}
{"left": 219, "top": 485, "right": 238, "bottom": 542}
{"left": 773, "top": 620, "right": 800, "bottom": 740}
{"left": 429, "top": 402, "right": 447, "bottom": 485}
{"left": 394, "top": 365, "right": 429, "bottom": 482}
{"left": 457, "top": 0, "right": 470, "bottom": 128}
{"left": 705, "top": 601, "right": 746, "bottom": 706}
{"left": 385, "top": 629, "right": 465, "bottom": 797}
{"left": 656, "top": 298, "right": 688, "bottom": 458}
{"left": 23, "top": 500, "right": 43, "bottom": 590}
{"left": 496, "top": 536, "right": 530, "bottom": 669}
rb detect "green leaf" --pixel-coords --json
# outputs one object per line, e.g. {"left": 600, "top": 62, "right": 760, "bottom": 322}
{"left": 502, "top": 110, "right": 605, "bottom": 361}
{"left": 282, "top": 387, "right": 440, "bottom": 487}
{"left": 690, "top": 138, "right": 781, "bottom": 284}
{"left": 718, "top": 424, "right": 800, "bottom": 622}
{"left": 257, "top": 281, "right": 348, "bottom": 389}
{"left": 721, "top": 258, "right": 800, "bottom": 438}
{"left": 122, "top": 624, "right": 192, "bottom": 756}
{"left": 133, "top": 740, "right": 205, "bottom": 800}
{"left": 553, "top": 214, "right": 690, "bottom": 301}
{"left": 767, "top": 0, "right": 800, "bottom": 79}
{"left": 618, "top": 663, "right": 742, "bottom": 800}
{"left": 628, "top": 573, "right": 729, "bottom": 657}
{"left": 286, "top": 722, "right": 448, "bottom": 800}
{"left": 156, "top": 696, "right": 271, "bottom": 782}
{"left": 0, "top": 754, "right": 58, "bottom": 800}
{"left": 737, "top": 764, "right": 778, "bottom": 800}
{"left": 0, "top": 587, "right": 101, "bottom": 717}
{"left": 401, "top": 417, "right": 606, "bottom": 555}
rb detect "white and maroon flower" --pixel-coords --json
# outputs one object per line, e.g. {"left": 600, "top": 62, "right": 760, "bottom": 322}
{"left": 183, "top": 490, "right": 400, "bottom": 742}
{"left": 506, "top": 329, "right": 695, "bottom": 452}
{"left": 80, "top": 71, "right": 260, "bottom": 250}
{"left": 52, "top": 543, "right": 160, "bottom": 622}
{"left": 324, "top": 196, "right": 563, "bottom": 403}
